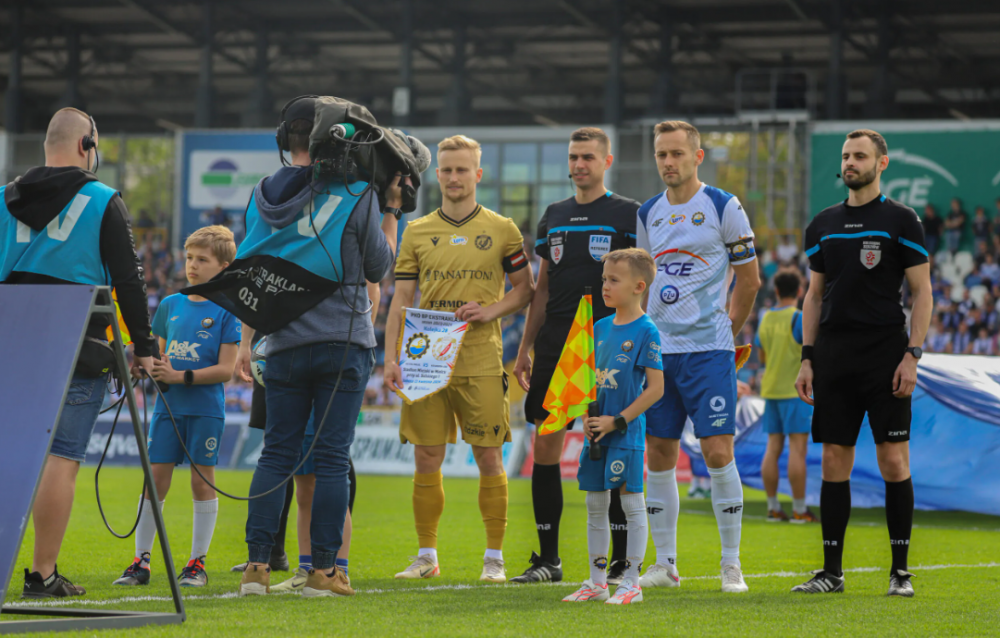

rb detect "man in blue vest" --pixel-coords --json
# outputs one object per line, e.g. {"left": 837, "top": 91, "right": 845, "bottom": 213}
{"left": 220, "top": 97, "right": 402, "bottom": 598}
{"left": 0, "top": 107, "right": 156, "bottom": 598}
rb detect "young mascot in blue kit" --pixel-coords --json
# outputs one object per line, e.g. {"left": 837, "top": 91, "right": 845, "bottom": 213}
{"left": 113, "top": 225, "right": 240, "bottom": 588}
{"left": 562, "top": 248, "right": 664, "bottom": 605}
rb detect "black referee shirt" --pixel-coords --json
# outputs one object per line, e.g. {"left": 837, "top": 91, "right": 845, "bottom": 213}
{"left": 805, "top": 194, "right": 928, "bottom": 330}
{"left": 535, "top": 192, "right": 639, "bottom": 322}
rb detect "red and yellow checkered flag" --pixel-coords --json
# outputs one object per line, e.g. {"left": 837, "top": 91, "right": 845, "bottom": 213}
{"left": 539, "top": 293, "right": 597, "bottom": 435}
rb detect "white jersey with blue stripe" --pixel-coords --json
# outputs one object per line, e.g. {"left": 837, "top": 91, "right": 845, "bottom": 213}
{"left": 636, "top": 183, "right": 756, "bottom": 354}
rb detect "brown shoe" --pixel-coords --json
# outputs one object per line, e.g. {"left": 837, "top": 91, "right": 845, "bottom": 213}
{"left": 302, "top": 567, "right": 354, "bottom": 598}
{"left": 238, "top": 563, "right": 271, "bottom": 596}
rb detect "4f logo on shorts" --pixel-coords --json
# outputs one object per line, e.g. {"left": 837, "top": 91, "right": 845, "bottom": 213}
{"left": 589, "top": 235, "right": 611, "bottom": 261}
{"left": 710, "top": 418, "right": 726, "bottom": 428}
{"left": 862, "top": 240, "right": 881, "bottom": 269}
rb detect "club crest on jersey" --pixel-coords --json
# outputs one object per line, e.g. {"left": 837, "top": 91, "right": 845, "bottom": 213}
{"left": 669, "top": 214, "right": 686, "bottom": 225}
{"left": 692, "top": 212, "right": 706, "bottom": 226}
{"left": 201, "top": 317, "right": 214, "bottom": 328}
{"left": 610, "top": 460, "right": 625, "bottom": 475}
{"left": 589, "top": 235, "right": 611, "bottom": 261}
{"left": 621, "top": 340, "right": 634, "bottom": 352}
{"left": 861, "top": 240, "right": 881, "bottom": 269}
{"left": 475, "top": 234, "right": 492, "bottom": 250}
{"left": 450, "top": 234, "right": 467, "bottom": 246}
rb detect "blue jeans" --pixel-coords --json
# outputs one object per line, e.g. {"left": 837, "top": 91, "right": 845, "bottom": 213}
{"left": 945, "top": 229, "right": 961, "bottom": 254}
{"left": 49, "top": 374, "right": 108, "bottom": 462}
{"left": 245, "top": 342, "right": 373, "bottom": 570}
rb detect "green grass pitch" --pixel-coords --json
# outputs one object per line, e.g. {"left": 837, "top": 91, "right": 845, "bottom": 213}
{"left": 3, "top": 467, "right": 999, "bottom": 637}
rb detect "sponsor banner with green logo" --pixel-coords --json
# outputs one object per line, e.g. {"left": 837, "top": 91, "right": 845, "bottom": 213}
{"left": 810, "top": 122, "right": 1000, "bottom": 222}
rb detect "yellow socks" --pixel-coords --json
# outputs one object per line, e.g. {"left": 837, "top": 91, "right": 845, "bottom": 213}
{"left": 478, "top": 472, "right": 508, "bottom": 551}
{"left": 413, "top": 471, "right": 445, "bottom": 549}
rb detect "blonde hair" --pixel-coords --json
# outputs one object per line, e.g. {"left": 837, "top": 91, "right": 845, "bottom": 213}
{"left": 653, "top": 120, "right": 701, "bottom": 151}
{"left": 185, "top": 225, "right": 236, "bottom": 265}
{"left": 602, "top": 248, "right": 656, "bottom": 287}
{"left": 437, "top": 135, "right": 482, "bottom": 166}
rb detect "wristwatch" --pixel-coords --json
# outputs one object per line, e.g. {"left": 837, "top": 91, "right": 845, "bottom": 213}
{"left": 905, "top": 346, "right": 923, "bottom": 360}
{"left": 383, "top": 206, "right": 403, "bottom": 220}
{"left": 184, "top": 369, "right": 195, "bottom": 386}
{"left": 613, "top": 414, "right": 628, "bottom": 433}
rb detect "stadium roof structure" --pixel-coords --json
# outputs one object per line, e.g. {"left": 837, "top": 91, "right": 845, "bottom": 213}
{"left": 2, "top": 0, "right": 999, "bottom": 133}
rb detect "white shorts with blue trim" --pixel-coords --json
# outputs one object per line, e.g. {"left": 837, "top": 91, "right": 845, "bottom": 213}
{"left": 646, "top": 350, "right": 737, "bottom": 439}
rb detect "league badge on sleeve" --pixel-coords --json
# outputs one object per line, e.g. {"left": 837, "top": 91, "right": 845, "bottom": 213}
{"left": 550, "top": 233, "right": 564, "bottom": 264}
{"left": 589, "top": 235, "right": 611, "bottom": 261}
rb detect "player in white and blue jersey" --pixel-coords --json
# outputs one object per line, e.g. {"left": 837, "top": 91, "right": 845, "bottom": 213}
{"left": 113, "top": 226, "right": 240, "bottom": 588}
{"left": 562, "top": 249, "right": 663, "bottom": 605}
{"left": 635, "top": 122, "right": 761, "bottom": 593}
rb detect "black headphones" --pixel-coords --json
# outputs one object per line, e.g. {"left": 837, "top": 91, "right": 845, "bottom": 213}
{"left": 275, "top": 95, "right": 319, "bottom": 153}
{"left": 82, "top": 114, "right": 99, "bottom": 173}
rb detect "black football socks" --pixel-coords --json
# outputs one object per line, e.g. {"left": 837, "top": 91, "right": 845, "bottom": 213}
{"left": 821, "top": 479, "right": 851, "bottom": 577}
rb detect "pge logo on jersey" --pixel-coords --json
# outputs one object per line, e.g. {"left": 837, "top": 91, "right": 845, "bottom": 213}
{"left": 658, "top": 262, "right": 695, "bottom": 277}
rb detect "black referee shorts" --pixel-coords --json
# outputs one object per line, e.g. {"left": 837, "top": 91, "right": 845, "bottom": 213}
{"left": 812, "top": 327, "right": 911, "bottom": 446}
{"left": 524, "top": 318, "right": 576, "bottom": 428}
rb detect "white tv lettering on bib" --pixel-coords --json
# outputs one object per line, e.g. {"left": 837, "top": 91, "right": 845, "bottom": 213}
{"left": 296, "top": 195, "right": 342, "bottom": 237}
{"left": 16, "top": 194, "right": 91, "bottom": 243}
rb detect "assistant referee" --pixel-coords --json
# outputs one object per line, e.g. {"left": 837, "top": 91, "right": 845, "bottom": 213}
{"left": 792, "top": 129, "right": 932, "bottom": 597}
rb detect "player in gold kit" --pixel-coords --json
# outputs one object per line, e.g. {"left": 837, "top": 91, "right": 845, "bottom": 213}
{"left": 384, "top": 135, "right": 535, "bottom": 583}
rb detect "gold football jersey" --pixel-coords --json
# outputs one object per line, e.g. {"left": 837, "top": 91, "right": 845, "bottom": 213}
{"left": 395, "top": 205, "right": 527, "bottom": 376}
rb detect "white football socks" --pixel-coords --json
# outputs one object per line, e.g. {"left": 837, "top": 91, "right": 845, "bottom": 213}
{"left": 191, "top": 499, "right": 219, "bottom": 560}
{"left": 767, "top": 495, "right": 781, "bottom": 511}
{"left": 793, "top": 498, "right": 807, "bottom": 515}
{"left": 135, "top": 498, "right": 163, "bottom": 562}
{"left": 708, "top": 460, "right": 744, "bottom": 567}
{"left": 586, "top": 490, "right": 611, "bottom": 586}
{"left": 620, "top": 492, "right": 648, "bottom": 582}
{"left": 646, "top": 469, "right": 679, "bottom": 567}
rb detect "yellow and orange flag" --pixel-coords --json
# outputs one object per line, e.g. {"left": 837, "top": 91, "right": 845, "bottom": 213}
{"left": 105, "top": 288, "right": 132, "bottom": 346}
{"left": 539, "top": 293, "right": 597, "bottom": 435}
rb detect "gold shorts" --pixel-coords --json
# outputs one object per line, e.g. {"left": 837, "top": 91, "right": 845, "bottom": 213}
{"left": 399, "top": 374, "right": 511, "bottom": 447}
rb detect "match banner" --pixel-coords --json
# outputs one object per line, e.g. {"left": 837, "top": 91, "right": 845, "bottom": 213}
{"left": 395, "top": 308, "right": 469, "bottom": 404}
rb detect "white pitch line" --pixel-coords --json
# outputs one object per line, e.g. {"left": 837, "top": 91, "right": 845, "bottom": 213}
{"left": 7, "top": 562, "right": 999, "bottom": 609}
{"left": 680, "top": 508, "right": 1000, "bottom": 532}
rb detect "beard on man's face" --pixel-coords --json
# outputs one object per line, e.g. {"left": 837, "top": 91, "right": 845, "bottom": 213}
{"left": 843, "top": 166, "right": 878, "bottom": 191}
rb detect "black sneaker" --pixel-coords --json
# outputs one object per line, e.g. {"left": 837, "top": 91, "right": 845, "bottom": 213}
{"left": 607, "top": 560, "right": 627, "bottom": 586}
{"left": 791, "top": 569, "right": 845, "bottom": 593}
{"left": 887, "top": 569, "right": 915, "bottom": 597}
{"left": 269, "top": 550, "right": 290, "bottom": 572}
{"left": 22, "top": 566, "right": 86, "bottom": 599}
{"left": 508, "top": 551, "right": 563, "bottom": 583}
{"left": 231, "top": 551, "right": 290, "bottom": 573}
{"left": 179, "top": 557, "right": 208, "bottom": 587}
{"left": 112, "top": 554, "right": 151, "bottom": 586}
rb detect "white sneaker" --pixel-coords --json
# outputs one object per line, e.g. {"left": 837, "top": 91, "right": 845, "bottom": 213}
{"left": 480, "top": 557, "right": 506, "bottom": 583}
{"left": 639, "top": 562, "right": 681, "bottom": 588}
{"left": 271, "top": 567, "right": 309, "bottom": 592}
{"left": 606, "top": 577, "right": 643, "bottom": 604}
{"left": 394, "top": 554, "right": 440, "bottom": 580}
{"left": 561, "top": 580, "right": 609, "bottom": 602}
{"left": 721, "top": 564, "right": 748, "bottom": 593}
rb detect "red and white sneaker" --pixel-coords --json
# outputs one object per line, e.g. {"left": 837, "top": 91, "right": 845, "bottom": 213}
{"left": 606, "top": 578, "right": 643, "bottom": 604}
{"left": 562, "top": 580, "right": 610, "bottom": 602}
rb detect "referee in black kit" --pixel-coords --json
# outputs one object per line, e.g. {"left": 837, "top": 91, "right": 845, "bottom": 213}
{"left": 510, "top": 127, "right": 639, "bottom": 584}
{"left": 793, "top": 129, "right": 932, "bottom": 597}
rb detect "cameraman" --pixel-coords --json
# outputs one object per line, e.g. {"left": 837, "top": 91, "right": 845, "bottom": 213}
{"left": 0, "top": 108, "right": 155, "bottom": 598}
{"left": 232, "top": 97, "right": 403, "bottom": 598}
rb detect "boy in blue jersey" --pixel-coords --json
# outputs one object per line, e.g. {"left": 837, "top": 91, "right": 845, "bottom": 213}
{"left": 562, "top": 249, "right": 664, "bottom": 605}
{"left": 113, "top": 226, "right": 241, "bottom": 588}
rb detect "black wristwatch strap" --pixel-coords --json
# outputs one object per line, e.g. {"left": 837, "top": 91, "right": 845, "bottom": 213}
{"left": 801, "top": 345, "right": 815, "bottom": 362}
{"left": 383, "top": 206, "right": 403, "bottom": 220}
{"left": 614, "top": 414, "right": 628, "bottom": 433}
{"left": 184, "top": 369, "right": 194, "bottom": 386}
